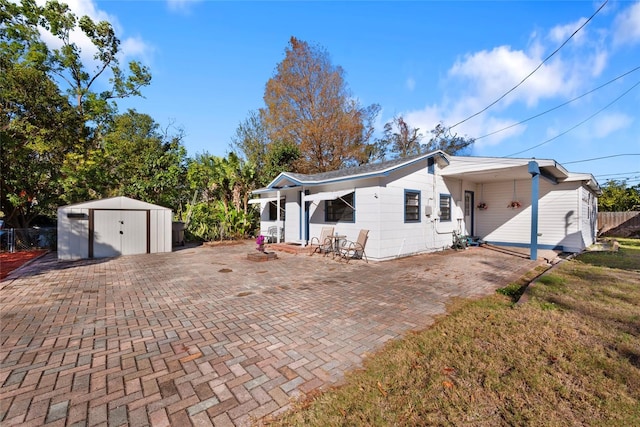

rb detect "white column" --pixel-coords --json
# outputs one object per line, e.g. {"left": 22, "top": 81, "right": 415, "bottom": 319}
{"left": 276, "top": 190, "right": 281, "bottom": 243}
{"left": 300, "top": 189, "right": 306, "bottom": 244}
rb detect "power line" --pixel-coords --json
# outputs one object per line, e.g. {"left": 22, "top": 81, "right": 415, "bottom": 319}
{"left": 595, "top": 171, "right": 640, "bottom": 178}
{"left": 450, "top": 0, "right": 609, "bottom": 130}
{"left": 475, "top": 65, "right": 640, "bottom": 140}
{"left": 597, "top": 175, "right": 640, "bottom": 183}
{"left": 505, "top": 79, "right": 640, "bottom": 157}
{"left": 563, "top": 154, "right": 640, "bottom": 165}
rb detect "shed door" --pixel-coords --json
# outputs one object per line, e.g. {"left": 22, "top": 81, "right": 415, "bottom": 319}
{"left": 93, "top": 210, "right": 147, "bottom": 258}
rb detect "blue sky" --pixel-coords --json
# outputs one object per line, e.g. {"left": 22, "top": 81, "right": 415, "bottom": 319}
{"left": 53, "top": 0, "right": 640, "bottom": 185}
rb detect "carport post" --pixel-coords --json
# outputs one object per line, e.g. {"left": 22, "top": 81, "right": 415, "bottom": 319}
{"left": 528, "top": 161, "right": 539, "bottom": 261}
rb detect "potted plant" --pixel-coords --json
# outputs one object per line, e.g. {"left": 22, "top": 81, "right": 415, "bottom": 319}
{"left": 507, "top": 200, "right": 522, "bottom": 209}
{"left": 477, "top": 202, "right": 488, "bottom": 210}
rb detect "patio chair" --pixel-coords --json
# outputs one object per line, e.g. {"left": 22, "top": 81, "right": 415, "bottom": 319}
{"left": 338, "top": 229, "right": 369, "bottom": 263}
{"left": 309, "top": 226, "right": 334, "bottom": 256}
{"left": 266, "top": 226, "right": 284, "bottom": 243}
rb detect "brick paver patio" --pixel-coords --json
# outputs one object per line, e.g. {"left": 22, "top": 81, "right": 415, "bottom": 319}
{"left": 0, "top": 241, "right": 550, "bottom": 426}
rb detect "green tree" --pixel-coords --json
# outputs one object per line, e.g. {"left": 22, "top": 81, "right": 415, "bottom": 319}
{"left": 261, "top": 140, "right": 300, "bottom": 185}
{"left": 230, "top": 110, "right": 268, "bottom": 181}
{"left": 598, "top": 180, "right": 640, "bottom": 212}
{"left": 40, "top": 0, "right": 151, "bottom": 130}
{"left": 0, "top": 59, "right": 82, "bottom": 227}
{"left": 60, "top": 111, "right": 188, "bottom": 209}
{"left": 1, "top": 0, "right": 152, "bottom": 226}
{"left": 107, "top": 111, "right": 186, "bottom": 208}
{"left": 261, "top": 36, "right": 379, "bottom": 173}
{"left": 186, "top": 153, "right": 258, "bottom": 240}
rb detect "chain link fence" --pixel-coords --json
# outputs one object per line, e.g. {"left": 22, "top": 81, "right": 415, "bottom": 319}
{"left": 0, "top": 228, "right": 57, "bottom": 253}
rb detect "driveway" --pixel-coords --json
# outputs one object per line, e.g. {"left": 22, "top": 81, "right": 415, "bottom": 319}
{"left": 0, "top": 242, "right": 550, "bottom": 426}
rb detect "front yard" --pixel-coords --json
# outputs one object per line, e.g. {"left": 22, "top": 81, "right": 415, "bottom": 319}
{"left": 264, "top": 238, "right": 640, "bottom": 426}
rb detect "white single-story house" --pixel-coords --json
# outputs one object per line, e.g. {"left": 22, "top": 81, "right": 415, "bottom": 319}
{"left": 250, "top": 151, "right": 601, "bottom": 261}
{"left": 57, "top": 196, "right": 173, "bottom": 260}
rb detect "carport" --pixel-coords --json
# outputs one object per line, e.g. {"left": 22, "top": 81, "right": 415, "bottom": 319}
{"left": 57, "top": 196, "right": 172, "bottom": 260}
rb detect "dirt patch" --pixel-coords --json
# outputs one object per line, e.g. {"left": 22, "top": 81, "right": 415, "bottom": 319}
{"left": 0, "top": 250, "right": 47, "bottom": 280}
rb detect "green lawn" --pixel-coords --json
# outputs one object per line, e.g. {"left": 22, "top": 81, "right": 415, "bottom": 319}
{"left": 262, "top": 239, "right": 640, "bottom": 426}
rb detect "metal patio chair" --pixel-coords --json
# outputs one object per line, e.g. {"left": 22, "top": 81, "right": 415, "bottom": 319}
{"left": 309, "top": 226, "right": 334, "bottom": 256}
{"left": 338, "top": 229, "right": 369, "bottom": 263}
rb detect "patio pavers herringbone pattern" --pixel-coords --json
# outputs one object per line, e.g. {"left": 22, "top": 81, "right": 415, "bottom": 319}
{"left": 0, "top": 242, "right": 547, "bottom": 426}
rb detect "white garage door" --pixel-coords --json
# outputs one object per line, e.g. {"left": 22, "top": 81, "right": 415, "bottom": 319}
{"left": 93, "top": 210, "right": 148, "bottom": 258}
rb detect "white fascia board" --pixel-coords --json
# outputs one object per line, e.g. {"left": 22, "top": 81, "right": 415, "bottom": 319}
{"left": 564, "top": 173, "right": 602, "bottom": 195}
{"left": 248, "top": 197, "right": 280, "bottom": 204}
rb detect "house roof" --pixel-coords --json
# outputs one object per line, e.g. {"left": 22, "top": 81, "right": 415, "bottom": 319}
{"left": 252, "top": 152, "right": 601, "bottom": 196}
{"left": 441, "top": 156, "right": 601, "bottom": 194}
{"left": 253, "top": 151, "right": 450, "bottom": 193}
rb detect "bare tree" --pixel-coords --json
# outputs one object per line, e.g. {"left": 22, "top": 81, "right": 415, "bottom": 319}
{"left": 261, "top": 37, "right": 379, "bottom": 173}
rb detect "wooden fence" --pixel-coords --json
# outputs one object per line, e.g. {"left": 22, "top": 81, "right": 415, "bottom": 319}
{"left": 598, "top": 211, "right": 640, "bottom": 237}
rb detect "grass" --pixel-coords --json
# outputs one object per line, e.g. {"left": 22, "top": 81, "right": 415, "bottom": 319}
{"left": 577, "top": 237, "right": 640, "bottom": 271}
{"left": 261, "top": 239, "right": 640, "bottom": 426}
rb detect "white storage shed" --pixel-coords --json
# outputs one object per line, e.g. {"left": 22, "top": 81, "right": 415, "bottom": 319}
{"left": 57, "top": 196, "right": 173, "bottom": 260}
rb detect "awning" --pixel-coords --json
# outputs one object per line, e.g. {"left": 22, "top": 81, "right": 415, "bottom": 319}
{"left": 303, "top": 189, "right": 354, "bottom": 202}
{"left": 248, "top": 196, "right": 281, "bottom": 204}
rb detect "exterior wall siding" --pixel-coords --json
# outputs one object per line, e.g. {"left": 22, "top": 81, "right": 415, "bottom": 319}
{"left": 579, "top": 186, "right": 597, "bottom": 248}
{"left": 57, "top": 207, "right": 90, "bottom": 260}
{"left": 475, "top": 179, "right": 587, "bottom": 252}
{"left": 374, "top": 162, "right": 456, "bottom": 260}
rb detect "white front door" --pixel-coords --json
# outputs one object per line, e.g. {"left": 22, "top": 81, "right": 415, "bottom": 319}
{"left": 464, "top": 191, "right": 474, "bottom": 236}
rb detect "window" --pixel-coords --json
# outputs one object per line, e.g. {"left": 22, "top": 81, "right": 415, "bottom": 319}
{"left": 404, "top": 190, "right": 421, "bottom": 222}
{"left": 464, "top": 192, "right": 471, "bottom": 216}
{"left": 439, "top": 194, "right": 451, "bottom": 221}
{"left": 325, "top": 192, "right": 355, "bottom": 222}
{"left": 427, "top": 157, "right": 435, "bottom": 174}
{"left": 268, "top": 199, "right": 285, "bottom": 221}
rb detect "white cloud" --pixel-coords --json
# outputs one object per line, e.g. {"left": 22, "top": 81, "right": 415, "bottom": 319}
{"left": 613, "top": 1, "right": 640, "bottom": 46}
{"left": 120, "top": 37, "right": 154, "bottom": 64}
{"left": 548, "top": 18, "right": 588, "bottom": 45}
{"left": 167, "top": 0, "right": 202, "bottom": 14}
{"left": 589, "top": 112, "right": 633, "bottom": 138}
{"left": 589, "top": 49, "right": 608, "bottom": 77}
{"left": 448, "top": 45, "right": 574, "bottom": 109}
{"left": 406, "top": 77, "right": 416, "bottom": 92}
{"left": 403, "top": 105, "right": 443, "bottom": 137}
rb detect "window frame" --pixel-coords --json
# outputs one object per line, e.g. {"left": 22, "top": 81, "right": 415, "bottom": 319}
{"left": 404, "top": 190, "right": 421, "bottom": 223}
{"left": 268, "top": 198, "right": 285, "bottom": 221}
{"left": 439, "top": 193, "right": 452, "bottom": 222}
{"left": 325, "top": 192, "right": 355, "bottom": 223}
